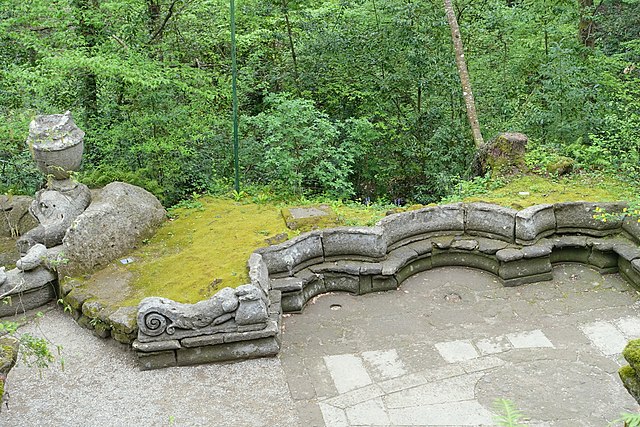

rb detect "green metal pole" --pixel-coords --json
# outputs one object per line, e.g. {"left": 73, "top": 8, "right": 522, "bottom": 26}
{"left": 231, "top": 0, "right": 240, "bottom": 193}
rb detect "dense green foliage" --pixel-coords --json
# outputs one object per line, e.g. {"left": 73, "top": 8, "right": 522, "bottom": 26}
{"left": 0, "top": 0, "right": 638, "bottom": 205}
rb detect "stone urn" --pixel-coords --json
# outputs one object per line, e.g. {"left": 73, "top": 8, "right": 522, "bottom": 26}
{"left": 27, "top": 111, "right": 85, "bottom": 181}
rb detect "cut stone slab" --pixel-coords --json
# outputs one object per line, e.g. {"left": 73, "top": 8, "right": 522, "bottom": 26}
{"left": 282, "top": 205, "right": 338, "bottom": 231}
{"left": 323, "top": 354, "right": 373, "bottom": 394}
{"left": 319, "top": 403, "right": 348, "bottom": 427}
{"left": 434, "top": 339, "right": 479, "bottom": 363}
{"left": 616, "top": 317, "right": 640, "bottom": 339}
{"left": 345, "top": 397, "right": 390, "bottom": 426}
{"left": 580, "top": 321, "right": 628, "bottom": 356}
{"left": 387, "top": 400, "right": 494, "bottom": 426}
{"left": 361, "top": 349, "right": 406, "bottom": 381}
{"left": 506, "top": 330, "right": 554, "bottom": 349}
{"left": 475, "top": 336, "right": 513, "bottom": 355}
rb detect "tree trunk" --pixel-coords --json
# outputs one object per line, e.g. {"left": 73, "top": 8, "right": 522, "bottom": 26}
{"left": 578, "top": 0, "right": 596, "bottom": 48}
{"left": 443, "top": 0, "right": 484, "bottom": 148}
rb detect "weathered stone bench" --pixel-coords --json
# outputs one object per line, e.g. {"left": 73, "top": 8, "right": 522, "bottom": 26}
{"left": 129, "top": 201, "right": 640, "bottom": 368}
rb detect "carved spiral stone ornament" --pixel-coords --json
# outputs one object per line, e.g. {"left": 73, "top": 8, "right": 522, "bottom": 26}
{"left": 141, "top": 311, "right": 170, "bottom": 337}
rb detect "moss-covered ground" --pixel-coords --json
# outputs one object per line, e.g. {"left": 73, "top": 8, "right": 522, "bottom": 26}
{"left": 65, "top": 172, "right": 637, "bottom": 307}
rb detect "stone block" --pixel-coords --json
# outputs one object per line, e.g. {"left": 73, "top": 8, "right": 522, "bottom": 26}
{"left": 515, "top": 204, "right": 556, "bottom": 244}
{"left": 503, "top": 272, "right": 553, "bottom": 287}
{"left": 554, "top": 202, "right": 624, "bottom": 236}
{"left": 431, "top": 251, "right": 499, "bottom": 275}
{"left": 619, "top": 258, "right": 640, "bottom": 291}
{"left": 108, "top": 306, "right": 138, "bottom": 335}
{"left": 281, "top": 291, "right": 305, "bottom": 313}
{"left": 323, "top": 273, "right": 359, "bottom": 294}
{"left": 381, "top": 246, "right": 419, "bottom": 275}
{"left": 476, "top": 237, "right": 509, "bottom": 255}
{"left": 256, "top": 232, "right": 323, "bottom": 275}
{"left": 378, "top": 204, "right": 464, "bottom": 249}
{"left": 270, "top": 277, "right": 304, "bottom": 292}
{"left": 64, "top": 288, "right": 94, "bottom": 312}
{"left": 93, "top": 321, "right": 111, "bottom": 338}
{"left": 0, "top": 195, "right": 37, "bottom": 237}
{"left": 614, "top": 244, "right": 640, "bottom": 262}
{"left": 223, "top": 321, "right": 278, "bottom": 343}
{"left": 0, "top": 282, "right": 56, "bottom": 317}
{"left": 359, "top": 262, "right": 383, "bottom": 275}
{"left": 496, "top": 248, "right": 523, "bottom": 262}
{"left": 521, "top": 244, "right": 552, "bottom": 259}
{"left": 450, "top": 239, "right": 478, "bottom": 251}
{"left": 405, "top": 240, "right": 433, "bottom": 256}
{"left": 310, "top": 261, "right": 360, "bottom": 276}
{"left": 138, "top": 350, "right": 177, "bottom": 370}
{"left": 499, "top": 257, "right": 552, "bottom": 281}
{"left": 623, "top": 216, "right": 640, "bottom": 244}
{"left": 181, "top": 334, "right": 224, "bottom": 348}
{"left": 322, "top": 227, "right": 386, "bottom": 259}
{"left": 588, "top": 247, "right": 619, "bottom": 270}
{"left": 176, "top": 337, "right": 280, "bottom": 366}
{"left": 248, "top": 253, "right": 269, "bottom": 294}
{"left": 371, "top": 275, "right": 397, "bottom": 292}
{"left": 395, "top": 256, "right": 432, "bottom": 284}
{"left": 133, "top": 339, "right": 181, "bottom": 352}
{"left": 465, "top": 203, "right": 517, "bottom": 242}
{"left": 112, "top": 330, "right": 137, "bottom": 344}
{"left": 550, "top": 247, "right": 591, "bottom": 264}
{"left": 358, "top": 275, "right": 373, "bottom": 294}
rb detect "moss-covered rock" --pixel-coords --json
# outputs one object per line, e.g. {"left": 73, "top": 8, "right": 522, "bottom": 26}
{"left": 620, "top": 365, "right": 640, "bottom": 405}
{"left": 0, "top": 336, "right": 19, "bottom": 403}
{"left": 546, "top": 156, "right": 574, "bottom": 176}
{"left": 623, "top": 339, "right": 640, "bottom": 373}
{"left": 281, "top": 205, "right": 339, "bottom": 231}
{"left": 474, "top": 132, "right": 529, "bottom": 177}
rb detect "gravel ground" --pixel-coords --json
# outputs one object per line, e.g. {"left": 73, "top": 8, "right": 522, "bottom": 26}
{"left": 1, "top": 306, "right": 300, "bottom": 427}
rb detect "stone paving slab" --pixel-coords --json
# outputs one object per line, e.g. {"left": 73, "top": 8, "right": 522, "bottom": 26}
{"left": 1, "top": 308, "right": 299, "bottom": 427}
{"left": 280, "top": 265, "right": 640, "bottom": 426}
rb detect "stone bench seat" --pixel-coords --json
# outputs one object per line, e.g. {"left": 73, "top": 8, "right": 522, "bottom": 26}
{"left": 134, "top": 201, "right": 640, "bottom": 369}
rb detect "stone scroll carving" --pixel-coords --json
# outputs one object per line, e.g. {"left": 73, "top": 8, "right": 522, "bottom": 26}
{"left": 137, "top": 284, "right": 269, "bottom": 343}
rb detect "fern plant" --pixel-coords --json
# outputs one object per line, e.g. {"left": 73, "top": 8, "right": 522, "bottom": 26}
{"left": 493, "top": 398, "right": 525, "bottom": 427}
{"left": 612, "top": 412, "right": 640, "bottom": 427}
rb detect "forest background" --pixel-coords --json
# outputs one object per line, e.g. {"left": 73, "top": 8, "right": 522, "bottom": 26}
{"left": 0, "top": 0, "right": 638, "bottom": 207}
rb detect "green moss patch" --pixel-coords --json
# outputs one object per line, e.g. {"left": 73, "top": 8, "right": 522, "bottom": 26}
{"left": 461, "top": 174, "right": 635, "bottom": 209}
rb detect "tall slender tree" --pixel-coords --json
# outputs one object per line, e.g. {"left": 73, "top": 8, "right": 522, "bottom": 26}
{"left": 443, "top": 0, "right": 484, "bottom": 148}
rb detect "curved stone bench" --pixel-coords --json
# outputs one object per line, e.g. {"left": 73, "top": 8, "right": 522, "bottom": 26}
{"left": 131, "top": 201, "right": 640, "bottom": 368}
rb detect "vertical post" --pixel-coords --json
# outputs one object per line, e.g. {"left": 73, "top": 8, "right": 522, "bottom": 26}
{"left": 230, "top": 0, "right": 240, "bottom": 192}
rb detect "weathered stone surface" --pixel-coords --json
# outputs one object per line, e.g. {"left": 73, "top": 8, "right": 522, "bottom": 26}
{"left": 322, "top": 273, "right": 359, "bottom": 294}
{"left": 475, "top": 237, "right": 509, "bottom": 255}
{"left": 248, "top": 253, "right": 269, "bottom": 294}
{"left": 235, "top": 285, "right": 269, "bottom": 326}
{"left": 281, "top": 205, "right": 337, "bottom": 231}
{"left": 17, "top": 184, "right": 91, "bottom": 253}
{"left": 0, "top": 195, "right": 37, "bottom": 237}
{"left": 223, "top": 321, "right": 278, "bottom": 343}
{"left": 451, "top": 239, "right": 478, "bottom": 251}
{"left": 395, "top": 256, "right": 432, "bottom": 284}
{"left": 176, "top": 337, "right": 280, "bottom": 366}
{"left": 554, "top": 202, "right": 625, "bottom": 236}
{"left": 270, "top": 277, "right": 304, "bottom": 292}
{"left": 382, "top": 247, "right": 419, "bottom": 275}
{"left": 137, "top": 285, "right": 268, "bottom": 343}
{"left": 499, "top": 257, "right": 552, "bottom": 280}
{"left": 378, "top": 204, "right": 464, "bottom": 248}
{"left": 623, "top": 216, "right": 640, "bottom": 244}
{"left": 466, "top": 203, "right": 517, "bottom": 242}
{"left": 133, "top": 339, "right": 181, "bottom": 352}
{"left": 0, "top": 267, "right": 56, "bottom": 317}
{"left": 180, "top": 334, "right": 225, "bottom": 348}
{"left": 0, "top": 268, "right": 5, "bottom": 286}
{"left": 474, "top": 132, "right": 528, "bottom": 176}
{"left": 496, "top": 248, "right": 523, "bottom": 262}
{"left": 138, "top": 350, "right": 177, "bottom": 370}
{"left": 322, "top": 227, "right": 386, "bottom": 259}
{"left": 548, "top": 235, "right": 588, "bottom": 249}
{"left": 61, "top": 182, "right": 166, "bottom": 275}
{"left": 64, "top": 288, "right": 94, "bottom": 312}
{"left": 15, "top": 243, "right": 48, "bottom": 271}
{"left": 109, "top": 306, "right": 138, "bottom": 335}
{"left": 256, "top": 232, "right": 323, "bottom": 275}
{"left": 431, "top": 251, "right": 500, "bottom": 275}
{"left": 27, "top": 111, "right": 85, "bottom": 180}
{"left": 550, "top": 247, "right": 591, "bottom": 264}
{"left": 515, "top": 204, "right": 556, "bottom": 244}
{"left": 615, "top": 244, "right": 640, "bottom": 262}
{"left": 521, "top": 244, "right": 552, "bottom": 259}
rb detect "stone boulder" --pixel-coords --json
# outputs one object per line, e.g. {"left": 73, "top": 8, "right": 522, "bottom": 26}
{"left": 61, "top": 182, "right": 166, "bottom": 274}
{"left": 0, "top": 195, "right": 38, "bottom": 238}
{"left": 474, "top": 132, "right": 528, "bottom": 176}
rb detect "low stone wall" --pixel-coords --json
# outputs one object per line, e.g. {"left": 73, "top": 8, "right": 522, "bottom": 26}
{"left": 108, "top": 201, "right": 640, "bottom": 368}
